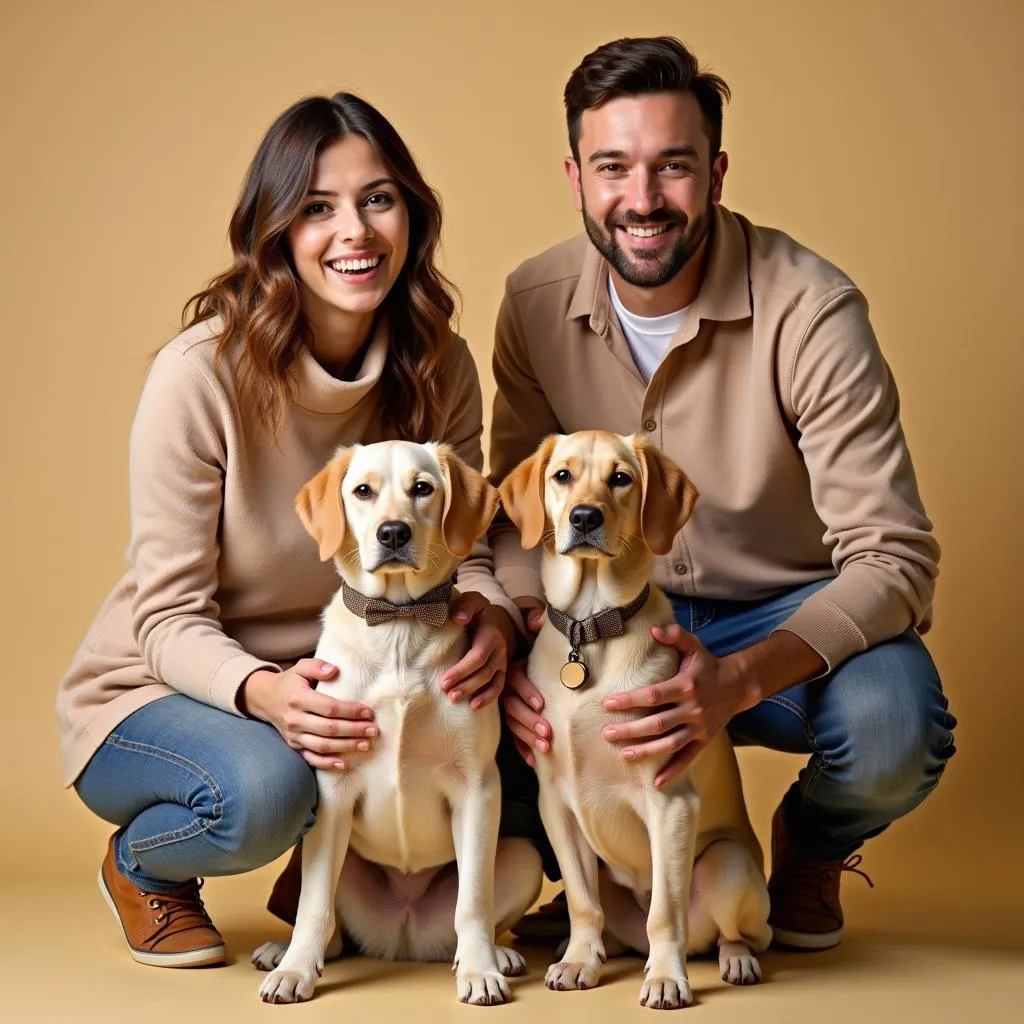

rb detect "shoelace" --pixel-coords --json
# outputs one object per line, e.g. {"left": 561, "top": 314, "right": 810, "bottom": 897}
{"left": 140, "top": 879, "right": 214, "bottom": 943}
{"left": 780, "top": 853, "right": 874, "bottom": 923}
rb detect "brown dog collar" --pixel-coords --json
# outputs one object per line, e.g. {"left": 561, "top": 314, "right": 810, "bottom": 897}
{"left": 546, "top": 584, "right": 651, "bottom": 689}
{"left": 341, "top": 578, "right": 455, "bottom": 628}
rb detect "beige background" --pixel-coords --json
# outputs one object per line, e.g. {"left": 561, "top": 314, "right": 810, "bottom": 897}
{"left": 2, "top": 0, "right": 1022, "bottom": 1019}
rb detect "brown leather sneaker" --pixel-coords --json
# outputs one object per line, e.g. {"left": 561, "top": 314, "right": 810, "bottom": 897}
{"left": 509, "top": 889, "right": 569, "bottom": 942}
{"left": 266, "top": 840, "right": 303, "bottom": 926}
{"left": 768, "top": 804, "right": 873, "bottom": 951}
{"left": 99, "top": 833, "right": 226, "bottom": 967}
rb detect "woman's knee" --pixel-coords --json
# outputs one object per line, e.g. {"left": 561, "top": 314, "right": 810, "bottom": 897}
{"left": 208, "top": 726, "right": 317, "bottom": 868}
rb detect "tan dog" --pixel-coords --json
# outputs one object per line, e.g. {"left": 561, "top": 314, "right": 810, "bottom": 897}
{"left": 255, "top": 440, "right": 542, "bottom": 1005}
{"left": 500, "top": 431, "right": 771, "bottom": 1009}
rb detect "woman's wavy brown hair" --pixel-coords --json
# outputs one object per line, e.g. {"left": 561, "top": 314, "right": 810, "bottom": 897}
{"left": 182, "top": 93, "right": 457, "bottom": 441}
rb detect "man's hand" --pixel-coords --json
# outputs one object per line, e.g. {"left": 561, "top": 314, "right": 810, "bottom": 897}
{"left": 440, "top": 594, "right": 515, "bottom": 710}
{"left": 601, "top": 625, "right": 755, "bottom": 788}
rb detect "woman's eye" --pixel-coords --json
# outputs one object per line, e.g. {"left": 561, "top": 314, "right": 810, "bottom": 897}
{"left": 610, "top": 472, "right": 633, "bottom": 487}
{"left": 553, "top": 469, "right": 572, "bottom": 484}
{"left": 305, "top": 202, "right": 331, "bottom": 216}
{"left": 354, "top": 484, "right": 373, "bottom": 499}
{"left": 412, "top": 481, "right": 434, "bottom": 497}
{"left": 365, "top": 192, "right": 394, "bottom": 207}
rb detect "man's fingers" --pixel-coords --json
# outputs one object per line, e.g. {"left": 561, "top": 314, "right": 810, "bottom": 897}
{"left": 449, "top": 592, "right": 489, "bottom": 625}
{"left": 603, "top": 679, "right": 685, "bottom": 711}
{"left": 469, "top": 672, "right": 505, "bottom": 711}
{"left": 441, "top": 643, "right": 494, "bottom": 692}
{"left": 617, "top": 727, "right": 696, "bottom": 764}
{"left": 655, "top": 743, "right": 706, "bottom": 788}
{"left": 602, "top": 703, "right": 697, "bottom": 742}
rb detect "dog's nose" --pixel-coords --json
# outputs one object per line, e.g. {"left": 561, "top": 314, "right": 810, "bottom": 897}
{"left": 377, "top": 520, "right": 412, "bottom": 549}
{"left": 569, "top": 505, "right": 604, "bottom": 532}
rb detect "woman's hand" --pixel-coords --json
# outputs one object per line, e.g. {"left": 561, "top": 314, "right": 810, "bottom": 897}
{"left": 440, "top": 594, "right": 516, "bottom": 710}
{"left": 239, "top": 660, "right": 377, "bottom": 770}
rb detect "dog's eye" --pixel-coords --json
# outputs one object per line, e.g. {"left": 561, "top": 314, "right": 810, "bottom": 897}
{"left": 412, "top": 481, "right": 434, "bottom": 498}
{"left": 353, "top": 484, "right": 373, "bottom": 500}
{"left": 553, "top": 469, "right": 572, "bottom": 484}
{"left": 609, "top": 472, "right": 633, "bottom": 488}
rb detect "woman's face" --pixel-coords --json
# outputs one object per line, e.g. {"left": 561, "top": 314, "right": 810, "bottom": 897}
{"left": 287, "top": 134, "right": 410, "bottom": 343}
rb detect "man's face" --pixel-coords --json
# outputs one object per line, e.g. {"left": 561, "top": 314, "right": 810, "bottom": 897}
{"left": 566, "top": 91, "right": 727, "bottom": 288}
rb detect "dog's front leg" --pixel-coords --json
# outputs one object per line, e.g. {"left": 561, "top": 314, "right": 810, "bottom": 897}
{"left": 448, "top": 764, "right": 509, "bottom": 1006}
{"left": 639, "top": 782, "right": 700, "bottom": 1009}
{"left": 539, "top": 784, "right": 606, "bottom": 991}
{"left": 259, "top": 775, "right": 355, "bottom": 1004}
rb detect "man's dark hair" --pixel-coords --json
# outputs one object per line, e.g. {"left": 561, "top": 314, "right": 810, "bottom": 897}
{"left": 564, "top": 36, "right": 731, "bottom": 162}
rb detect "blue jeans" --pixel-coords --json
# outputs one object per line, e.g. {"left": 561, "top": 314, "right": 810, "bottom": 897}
{"left": 75, "top": 694, "right": 317, "bottom": 892}
{"left": 675, "top": 579, "right": 957, "bottom": 862}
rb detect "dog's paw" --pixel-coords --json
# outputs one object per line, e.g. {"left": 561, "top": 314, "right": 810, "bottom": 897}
{"left": 496, "top": 946, "right": 527, "bottom": 977}
{"left": 545, "top": 959, "right": 601, "bottom": 991}
{"left": 638, "top": 974, "right": 694, "bottom": 1010}
{"left": 456, "top": 970, "right": 511, "bottom": 1006}
{"left": 718, "top": 942, "right": 762, "bottom": 985}
{"left": 251, "top": 940, "right": 288, "bottom": 972}
{"left": 259, "top": 967, "right": 319, "bottom": 1004}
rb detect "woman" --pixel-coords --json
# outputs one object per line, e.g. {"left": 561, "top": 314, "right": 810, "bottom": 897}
{"left": 56, "top": 92, "right": 521, "bottom": 968}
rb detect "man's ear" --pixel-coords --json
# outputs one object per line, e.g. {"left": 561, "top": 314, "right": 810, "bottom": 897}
{"left": 437, "top": 447, "right": 500, "bottom": 558}
{"left": 498, "top": 435, "right": 558, "bottom": 549}
{"left": 295, "top": 446, "right": 355, "bottom": 561}
{"left": 633, "top": 438, "right": 699, "bottom": 555}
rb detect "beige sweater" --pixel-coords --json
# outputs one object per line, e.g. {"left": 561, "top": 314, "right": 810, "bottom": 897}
{"left": 489, "top": 205, "right": 940, "bottom": 671}
{"left": 57, "top": 318, "right": 517, "bottom": 786}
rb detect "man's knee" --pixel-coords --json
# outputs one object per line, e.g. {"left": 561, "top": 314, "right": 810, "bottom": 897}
{"left": 824, "top": 634, "right": 956, "bottom": 806}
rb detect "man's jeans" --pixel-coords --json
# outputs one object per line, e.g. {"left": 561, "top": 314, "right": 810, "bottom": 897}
{"left": 76, "top": 694, "right": 317, "bottom": 892}
{"left": 675, "top": 579, "right": 957, "bottom": 862}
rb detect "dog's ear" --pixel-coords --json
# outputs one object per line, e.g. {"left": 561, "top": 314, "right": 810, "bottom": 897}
{"left": 498, "top": 435, "right": 558, "bottom": 550}
{"left": 295, "top": 447, "right": 355, "bottom": 562}
{"left": 437, "top": 448, "right": 500, "bottom": 558}
{"left": 634, "top": 438, "right": 699, "bottom": 556}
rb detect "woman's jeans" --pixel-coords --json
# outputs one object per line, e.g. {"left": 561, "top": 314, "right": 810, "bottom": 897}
{"left": 76, "top": 693, "right": 317, "bottom": 892}
{"left": 675, "top": 579, "right": 957, "bottom": 862}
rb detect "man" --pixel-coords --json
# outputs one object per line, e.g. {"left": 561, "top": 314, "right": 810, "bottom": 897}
{"left": 488, "top": 36, "right": 956, "bottom": 951}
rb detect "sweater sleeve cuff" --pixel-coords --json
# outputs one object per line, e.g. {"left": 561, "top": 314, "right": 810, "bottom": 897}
{"left": 209, "top": 653, "right": 281, "bottom": 717}
{"left": 772, "top": 592, "right": 867, "bottom": 675}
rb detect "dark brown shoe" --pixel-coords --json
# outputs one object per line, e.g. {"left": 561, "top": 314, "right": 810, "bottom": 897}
{"left": 768, "top": 804, "right": 873, "bottom": 951}
{"left": 98, "top": 833, "right": 226, "bottom": 967}
{"left": 509, "top": 889, "right": 569, "bottom": 942}
{"left": 266, "top": 840, "right": 303, "bottom": 926}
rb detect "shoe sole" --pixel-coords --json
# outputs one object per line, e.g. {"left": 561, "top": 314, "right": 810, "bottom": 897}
{"left": 770, "top": 923, "right": 843, "bottom": 951}
{"left": 98, "top": 867, "right": 227, "bottom": 968}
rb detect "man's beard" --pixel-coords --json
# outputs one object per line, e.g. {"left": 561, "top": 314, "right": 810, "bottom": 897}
{"left": 582, "top": 196, "right": 713, "bottom": 289}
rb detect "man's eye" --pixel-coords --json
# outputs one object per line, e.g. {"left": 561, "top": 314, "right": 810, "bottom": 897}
{"left": 553, "top": 469, "right": 572, "bottom": 484}
{"left": 354, "top": 484, "right": 373, "bottom": 499}
{"left": 609, "top": 472, "right": 633, "bottom": 488}
{"left": 412, "top": 481, "right": 434, "bottom": 497}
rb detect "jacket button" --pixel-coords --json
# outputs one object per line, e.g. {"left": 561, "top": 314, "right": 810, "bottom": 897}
{"left": 674, "top": 563, "right": 688, "bottom": 575}
{"left": 643, "top": 419, "right": 657, "bottom": 432}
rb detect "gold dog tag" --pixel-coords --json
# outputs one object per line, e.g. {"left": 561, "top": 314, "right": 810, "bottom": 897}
{"left": 560, "top": 659, "right": 589, "bottom": 690}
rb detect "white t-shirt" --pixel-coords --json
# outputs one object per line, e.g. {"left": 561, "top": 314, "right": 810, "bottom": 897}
{"left": 608, "top": 276, "right": 688, "bottom": 383}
